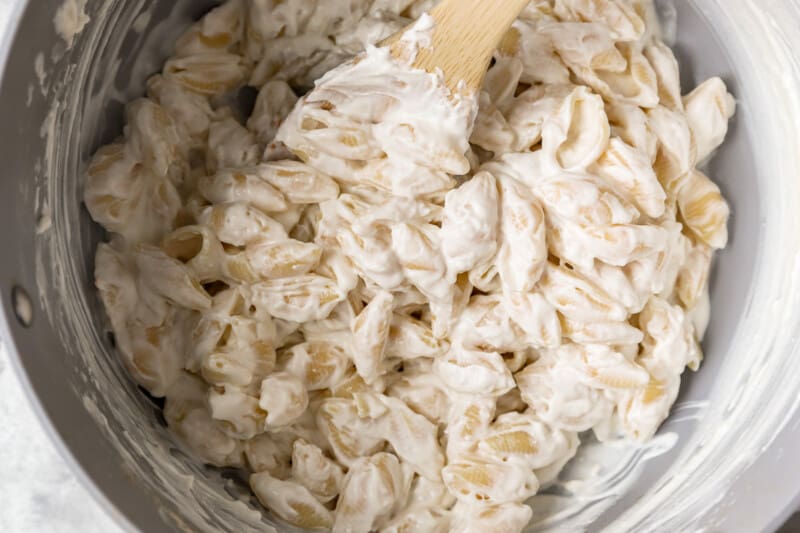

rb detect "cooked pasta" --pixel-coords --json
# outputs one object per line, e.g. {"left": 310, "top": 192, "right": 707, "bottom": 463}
{"left": 87, "top": 0, "right": 734, "bottom": 530}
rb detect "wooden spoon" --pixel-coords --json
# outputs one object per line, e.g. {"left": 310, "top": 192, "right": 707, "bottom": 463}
{"left": 387, "top": 0, "right": 530, "bottom": 95}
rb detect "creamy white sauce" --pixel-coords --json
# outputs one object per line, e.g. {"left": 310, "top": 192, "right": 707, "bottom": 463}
{"left": 53, "top": 0, "right": 90, "bottom": 49}
{"left": 33, "top": 52, "right": 46, "bottom": 96}
{"left": 80, "top": 0, "right": 733, "bottom": 529}
{"left": 28, "top": 0, "right": 800, "bottom": 531}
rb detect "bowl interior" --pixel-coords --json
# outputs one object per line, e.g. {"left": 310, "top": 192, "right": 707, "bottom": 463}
{"left": 2, "top": 0, "right": 799, "bottom": 532}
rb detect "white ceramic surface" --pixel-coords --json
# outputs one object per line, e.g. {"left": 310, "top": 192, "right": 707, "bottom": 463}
{"left": 0, "top": 341, "right": 121, "bottom": 532}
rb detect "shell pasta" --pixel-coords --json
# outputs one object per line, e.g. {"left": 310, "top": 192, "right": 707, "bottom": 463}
{"left": 87, "top": 0, "right": 734, "bottom": 531}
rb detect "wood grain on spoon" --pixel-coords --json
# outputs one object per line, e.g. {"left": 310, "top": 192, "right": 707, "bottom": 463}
{"left": 388, "top": 0, "right": 530, "bottom": 95}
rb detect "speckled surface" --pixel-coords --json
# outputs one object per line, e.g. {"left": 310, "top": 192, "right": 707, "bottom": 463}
{"left": 0, "top": 341, "right": 122, "bottom": 532}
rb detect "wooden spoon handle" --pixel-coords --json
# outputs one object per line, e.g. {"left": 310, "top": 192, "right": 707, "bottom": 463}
{"left": 409, "top": 0, "right": 530, "bottom": 94}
